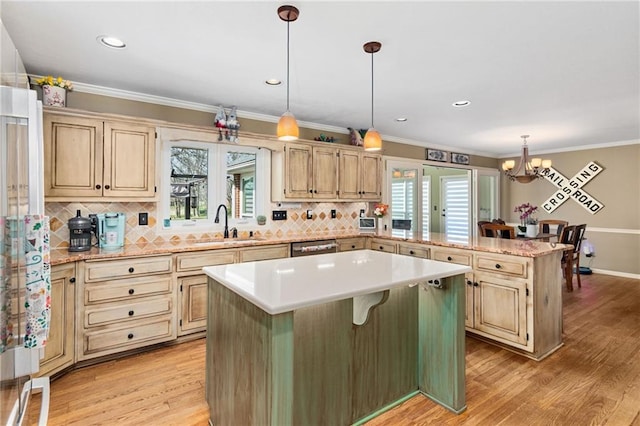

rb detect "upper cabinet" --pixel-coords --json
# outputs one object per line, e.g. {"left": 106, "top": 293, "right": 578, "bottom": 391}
{"left": 272, "top": 141, "right": 380, "bottom": 202}
{"left": 338, "top": 150, "right": 381, "bottom": 200}
{"left": 44, "top": 112, "right": 156, "bottom": 200}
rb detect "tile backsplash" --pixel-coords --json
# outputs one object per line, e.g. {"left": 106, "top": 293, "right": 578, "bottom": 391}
{"left": 46, "top": 201, "right": 370, "bottom": 249}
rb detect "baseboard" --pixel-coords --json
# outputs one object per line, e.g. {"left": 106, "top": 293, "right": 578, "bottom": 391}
{"left": 591, "top": 269, "right": 640, "bottom": 280}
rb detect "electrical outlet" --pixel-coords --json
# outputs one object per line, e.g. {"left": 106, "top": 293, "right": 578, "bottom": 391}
{"left": 360, "top": 209, "right": 365, "bottom": 217}
{"left": 306, "top": 210, "right": 313, "bottom": 219}
{"left": 138, "top": 212, "right": 148, "bottom": 226}
{"left": 272, "top": 210, "right": 287, "bottom": 221}
{"left": 331, "top": 209, "right": 336, "bottom": 219}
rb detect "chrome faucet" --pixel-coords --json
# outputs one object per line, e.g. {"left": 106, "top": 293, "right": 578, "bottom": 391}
{"left": 214, "top": 204, "right": 229, "bottom": 238}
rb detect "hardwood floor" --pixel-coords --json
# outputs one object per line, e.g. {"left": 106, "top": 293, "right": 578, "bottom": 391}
{"left": 27, "top": 273, "right": 639, "bottom": 425}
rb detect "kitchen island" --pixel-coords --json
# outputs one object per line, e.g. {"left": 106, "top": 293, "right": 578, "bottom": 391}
{"left": 203, "top": 250, "right": 471, "bottom": 425}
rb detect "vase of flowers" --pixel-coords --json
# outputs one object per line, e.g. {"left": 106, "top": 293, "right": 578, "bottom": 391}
{"left": 373, "top": 203, "right": 388, "bottom": 235}
{"left": 514, "top": 203, "right": 538, "bottom": 237}
{"left": 34, "top": 76, "right": 73, "bottom": 107}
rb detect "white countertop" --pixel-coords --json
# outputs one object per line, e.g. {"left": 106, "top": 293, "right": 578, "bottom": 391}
{"left": 203, "top": 249, "right": 471, "bottom": 315}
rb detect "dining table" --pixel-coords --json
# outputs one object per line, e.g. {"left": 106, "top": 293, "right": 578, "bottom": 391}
{"left": 516, "top": 232, "right": 558, "bottom": 242}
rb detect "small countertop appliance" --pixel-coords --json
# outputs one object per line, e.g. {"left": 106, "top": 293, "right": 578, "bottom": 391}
{"left": 68, "top": 209, "right": 93, "bottom": 252}
{"left": 97, "top": 212, "right": 125, "bottom": 249}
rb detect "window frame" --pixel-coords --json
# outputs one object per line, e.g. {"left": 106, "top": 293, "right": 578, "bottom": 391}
{"left": 159, "top": 137, "right": 269, "bottom": 235}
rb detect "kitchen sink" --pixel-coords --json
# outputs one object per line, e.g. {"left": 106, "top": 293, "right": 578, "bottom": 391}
{"left": 192, "top": 237, "right": 266, "bottom": 246}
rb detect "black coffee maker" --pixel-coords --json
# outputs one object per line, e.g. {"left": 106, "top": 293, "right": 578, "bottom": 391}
{"left": 68, "top": 210, "right": 94, "bottom": 252}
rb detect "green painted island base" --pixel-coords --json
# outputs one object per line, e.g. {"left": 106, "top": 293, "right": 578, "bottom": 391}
{"left": 206, "top": 275, "right": 466, "bottom": 425}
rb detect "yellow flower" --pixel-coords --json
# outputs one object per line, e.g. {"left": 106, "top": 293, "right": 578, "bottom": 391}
{"left": 34, "top": 75, "right": 73, "bottom": 91}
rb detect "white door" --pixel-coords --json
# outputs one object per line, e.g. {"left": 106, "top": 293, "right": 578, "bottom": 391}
{"left": 473, "top": 169, "right": 500, "bottom": 237}
{"left": 440, "top": 174, "right": 471, "bottom": 242}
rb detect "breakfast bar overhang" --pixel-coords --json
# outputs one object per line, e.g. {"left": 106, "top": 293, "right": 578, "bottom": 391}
{"left": 203, "top": 250, "right": 472, "bottom": 425}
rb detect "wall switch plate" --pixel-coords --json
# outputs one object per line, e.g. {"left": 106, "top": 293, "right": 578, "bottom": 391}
{"left": 306, "top": 210, "right": 313, "bottom": 219}
{"left": 138, "top": 212, "right": 148, "bottom": 226}
{"left": 272, "top": 210, "right": 287, "bottom": 221}
{"left": 331, "top": 209, "right": 336, "bottom": 219}
{"left": 360, "top": 209, "right": 365, "bottom": 217}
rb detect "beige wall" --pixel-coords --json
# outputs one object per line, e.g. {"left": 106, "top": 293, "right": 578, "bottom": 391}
{"left": 501, "top": 144, "right": 640, "bottom": 275}
{"left": 42, "top": 89, "right": 639, "bottom": 276}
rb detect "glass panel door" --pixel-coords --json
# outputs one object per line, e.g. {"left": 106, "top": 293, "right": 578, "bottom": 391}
{"left": 473, "top": 169, "right": 500, "bottom": 236}
{"left": 440, "top": 174, "right": 471, "bottom": 242}
{"left": 391, "top": 167, "right": 418, "bottom": 238}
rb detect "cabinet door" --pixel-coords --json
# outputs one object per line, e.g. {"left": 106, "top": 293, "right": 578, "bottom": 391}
{"left": 178, "top": 275, "right": 208, "bottom": 335}
{"left": 103, "top": 121, "right": 156, "bottom": 198}
{"left": 338, "top": 150, "right": 360, "bottom": 199}
{"left": 44, "top": 114, "right": 103, "bottom": 197}
{"left": 474, "top": 273, "right": 528, "bottom": 345}
{"left": 284, "top": 144, "right": 313, "bottom": 198}
{"left": 360, "top": 153, "right": 381, "bottom": 199}
{"left": 38, "top": 263, "right": 75, "bottom": 377}
{"left": 312, "top": 146, "right": 338, "bottom": 198}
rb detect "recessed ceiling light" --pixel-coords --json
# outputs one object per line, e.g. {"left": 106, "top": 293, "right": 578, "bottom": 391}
{"left": 97, "top": 35, "right": 126, "bottom": 49}
{"left": 452, "top": 100, "right": 471, "bottom": 107}
{"left": 395, "top": 117, "right": 408, "bottom": 122}
{"left": 265, "top": 78, "right": 282, "bottom": 86}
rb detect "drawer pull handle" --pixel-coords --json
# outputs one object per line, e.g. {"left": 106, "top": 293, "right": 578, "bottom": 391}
{"left": 128, "top": 267, "right": 135, "bottom": 273}
{"left": 466, "top": 280, "right": 473, "bottom": 286}
{"left": 495, "top": 264, "right": 502, "bottom": 269}
{"left": 379, "top": 246, "right": 384, "bottom": 250}
{"left": 352, "top": 245, "right": 356, "bottom": 249}
{"left": 104, "top": 184, "right": 110, "bottom": 190}
{"left": 473, "top": 282, "right": 479, "bottom": 287}
{"left": 410, "top": 250, "right": 415, "bottom": 255}
{"left": 69, "top": 277, "right": 76, "bottom": 283}
{"left": 128, "top": 289, "right": 135, "bottom": 295}
{"left": 127, "top": 333, "right": 134, "bottom": 339}
{"left": 95, "top": 184, "right": 101, "bottom": 189}
{"left": 128, "top": 310, "right": 134, "bottom": 316}
{"left": 447, "top": 256, "right": 453, "bottom": 261}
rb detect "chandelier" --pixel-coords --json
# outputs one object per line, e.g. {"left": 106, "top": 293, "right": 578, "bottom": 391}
{"left": 502, "top": 135, "right": 552, "bottom": 183}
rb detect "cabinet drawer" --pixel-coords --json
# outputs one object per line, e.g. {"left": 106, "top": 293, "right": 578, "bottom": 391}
{"left": 369, "top": 239, "right": 396, "bottom": 253}
{"left": 238, "top": 244, "right": 289, "bottom": 262}
{"left": 337, "top": 238, "right": 366, "bottom": 252}
{"left": 84, "top": 256, "right": 172, "bottom": 282}
{"left": 83, "top": 316, "right": 174, "bottom": 355}
{"left": 85, "top": 296, "right": 172, "bottom": 327}
{"left": 84, "top": 275, "right": 172, "bottom": 304}
{"left": 175, "top": 250, "right": 236, "bottom": 272}
{"left": 431, "top": 249, "right": 472, "bottom": 266}
{"left": 398, "top": 243, "right": 429, "bottom": 258}
{"left": 476, "top": 255, "right": 529, "bottom": 279}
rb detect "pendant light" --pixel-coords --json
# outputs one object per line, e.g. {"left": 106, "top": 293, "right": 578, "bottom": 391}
{"left": 277, "top": 5, "right": 300, "bottom": 141}
{"left": 363, "top": 41, "right": 382, "bottom": 151}
{"left": 502, "top": 135, "right": 552, "bottom": 183}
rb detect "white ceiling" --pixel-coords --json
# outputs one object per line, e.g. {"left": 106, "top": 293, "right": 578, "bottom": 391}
{"left": 1, "top": 1, "right": 638, "bottom": 157}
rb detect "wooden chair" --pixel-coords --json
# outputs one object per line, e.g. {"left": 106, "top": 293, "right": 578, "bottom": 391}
{"left": 538, "top": 219, "right": 568, "bottom": 237}
{"left": 480, "top": 223, "right": 515, "bottom": 239}
{"left": 491, "top": 218, "right": 506, "bottom": 225}
{"left": 477, "top": 221, "right": 491, "bottom": 235}
{"left": 566, "top": 224, "right": 587, "bottom": 291}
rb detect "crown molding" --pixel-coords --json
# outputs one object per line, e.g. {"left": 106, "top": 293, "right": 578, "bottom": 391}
{"left": 498, "top": 139, "right": 640, "bottom": 158}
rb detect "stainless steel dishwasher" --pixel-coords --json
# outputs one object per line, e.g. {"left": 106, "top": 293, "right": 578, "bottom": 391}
{"left": 290, "top": 239, "right": 338, "bottom": 257}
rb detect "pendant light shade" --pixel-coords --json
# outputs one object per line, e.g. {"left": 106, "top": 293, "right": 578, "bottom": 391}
{"left": 277, "top": 5, "right": 299, "bottom": 141}
{"left": 363, "top": 41, "right": 382, "bottom": 151}
{"left": 277, "top": 110, "right": 299, "bottom": 141}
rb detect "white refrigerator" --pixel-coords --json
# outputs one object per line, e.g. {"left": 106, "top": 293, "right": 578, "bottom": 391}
{"left": 0, "top": 85, "right": 51, "bottom": 425}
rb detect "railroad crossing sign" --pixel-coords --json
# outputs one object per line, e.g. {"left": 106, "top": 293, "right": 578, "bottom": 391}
{"left": 540, "top": 161, "right": 604, "bottom": 214}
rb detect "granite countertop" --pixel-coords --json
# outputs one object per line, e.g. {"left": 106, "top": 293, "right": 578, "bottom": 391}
{"left": 50, "top": 231, "right": 570, "bottom": 266}
{"left": 203, "top": 250, "right": 471, "bottom": 314}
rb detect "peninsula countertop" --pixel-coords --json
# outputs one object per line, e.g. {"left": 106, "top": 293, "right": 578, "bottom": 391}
{"left": 203, "top": 249, "right": 471, "bottom": 315}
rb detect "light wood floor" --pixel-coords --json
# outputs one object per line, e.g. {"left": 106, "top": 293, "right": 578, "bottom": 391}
{"left": 27, "top": 273, "right": 640, "bottom": 425}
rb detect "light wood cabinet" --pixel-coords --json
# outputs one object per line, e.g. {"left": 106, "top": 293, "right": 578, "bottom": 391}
{"left": 368, "top": 238, "right": 396, "bottom": 253}
{"left": 77, "top": 255, "right": 175, "bottom": 361}
{"left": 272, "top": 142, "right": 381, "bottom": 202}
{"left": 174, "top": 245, "right": 289, "bottom": 336}
{"left": 338, "top": 150, "right": 381, "bottom": 200}
{"left": 336, "top": 237, "right": 366, "bottom": 252}
{"left": 397, "top": 242, "right": 429, "bottom": 258}
{"left": 37, "top": 263, "right": 75, "bottom": 377}
{"left": 44, "top": 113, "right": 156, "bottom": 200}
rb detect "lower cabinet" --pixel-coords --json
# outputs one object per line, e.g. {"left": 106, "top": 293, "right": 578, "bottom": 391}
{"left": 175, "top": 245, "right": 289, "bottom": 336}
{"left": 77, "top": 255, "right": 175, "bottom": 361}
{"left": 368, "top": 238, "right": 396, "bottom": 253}
{"left": 336, "top": 237, "right": 366, "bottom": 252}
{"left": 37, "top": 263, "right": 76, "bottom": 377}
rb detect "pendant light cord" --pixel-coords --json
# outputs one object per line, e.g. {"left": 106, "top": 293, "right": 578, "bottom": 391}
{"left": 286, "top": 18, "right": 290, "bottom": 112}
{"left": 370, "top": 50, "right": 374, "bottom": 128}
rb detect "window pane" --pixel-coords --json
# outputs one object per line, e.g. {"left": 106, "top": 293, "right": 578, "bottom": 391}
{"left": 170, "top": 147, "right": 208, "bottom": 220}
{"left": 226, "top": 151, "right": 256, "bottom": 219}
